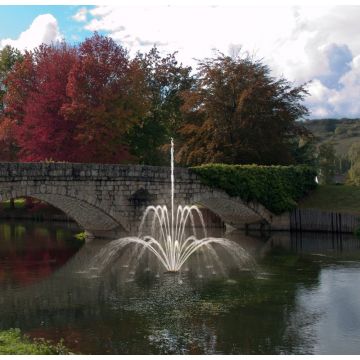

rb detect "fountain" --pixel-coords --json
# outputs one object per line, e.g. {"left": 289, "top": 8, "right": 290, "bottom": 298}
{"left": 91, "top": 139, "right": 254, "bottom": 276}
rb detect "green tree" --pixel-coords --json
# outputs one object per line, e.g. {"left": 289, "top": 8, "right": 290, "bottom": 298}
{"left": 126, "top": 48, "right": 193, "bottom": 165}
{"left": 0, "top": 45, "right": 23, "bottom": 162}
{"left": 348, "top": 162, "right": 360, "bottom": 185}
{"left": 176, "top": 52, "right": 310, "bottom": 166}
{"left": 0, "top": 45, "right": 23, "bottom": 115}
{"left": 347, "top": 142, "right": 360, "bottom": 185}
{"left": 289, "top": 136, "right": 317, "bottom": 166}
{"left": 348, "top": 141, "right": 360, "bottom": 166}
{"left": 317, "top": 142, "right": 336, "bottom": 184}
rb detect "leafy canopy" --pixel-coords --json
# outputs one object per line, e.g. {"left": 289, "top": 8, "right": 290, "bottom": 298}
{"left": 177, "top": 52, "right": 310, "bottom": 166}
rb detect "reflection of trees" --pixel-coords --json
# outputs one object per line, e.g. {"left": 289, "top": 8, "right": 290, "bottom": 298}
{"left": 267, "top": 231, "right": 360, "bottom": 259}
{"left": 0, "top": 237, "right": 222, "bottom": 354}
{"left": 217, "top": 230, "right": 360, "bottom": 354}
{"left": 1, "top": 229, "right": 359, "bottom": 354}
{"left": 0, "top": 220, "right": 80, "bottom": 287}
{"left": 0, "top": 233, "right": 315, "bottom": 354}
{"left": 197, "top": 240, "right": 323, "bottom": 354}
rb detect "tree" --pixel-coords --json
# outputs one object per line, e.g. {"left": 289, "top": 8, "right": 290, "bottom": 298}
{"left": 0, "top": 45, "right": 23, "bottom": 161}
{"left": 3, "top": 34, "right": 148, "bottom": 163}
{"left": 348, "top": 162, "right": 360, "bottom": 185}
{"left": 347, "top": 142, "right": 360, "bottom": 185}
{"left": 289, "top": 136, "right": 317, "bottom": 166}
{"left": 63, "top": 33, "right": 143, "bottom": 163}
{"left": 348, "top": 142, "right": 360, "bottom": 166}
{"left": 4, "top": 43, "right": 78, "bottom": 162}
{"left": 176, "top": 52, "right": 310, "bottom": 166}
{"left": 0, "top": 117, "right": 17, "bottom": 161}
{"left": 317, "top": 142, "right": 337, "bottom": 184}
{"left": 0, "top": 45, "right": 23, "bottom": 115}
{"left": 126, "top": 48, "right": 193, "bottom": 165}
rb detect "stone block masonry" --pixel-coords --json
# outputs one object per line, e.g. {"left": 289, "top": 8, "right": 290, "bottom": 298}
{"left": 0, "top": 163, "right": 274, "bottom": 238}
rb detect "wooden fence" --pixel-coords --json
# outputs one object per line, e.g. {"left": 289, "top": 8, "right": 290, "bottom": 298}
{"left": 290, "top": 208, "right": 360, "bottom": 233}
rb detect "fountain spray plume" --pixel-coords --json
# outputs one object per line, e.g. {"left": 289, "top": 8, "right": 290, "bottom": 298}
{"left": 91, "top": 138, "right": 255, "bottom": 274}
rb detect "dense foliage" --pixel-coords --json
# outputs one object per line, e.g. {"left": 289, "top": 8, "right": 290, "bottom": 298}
{"left": 176, "top": 53, "right": 310, "bottom": 166}
{"left": 126, "top": 48, "right": 193, "bottom": 165}
{"left": 0, "top": 45, "right": 23, "bottom": 160}
{"left": 191, "top": 164, "right": 317, "bottom": 214}
{"left": 0, "top": 34, "right": 311, "bottom": 165}
{"left": 317, "top": 142, "right": 337, "bottom": 184}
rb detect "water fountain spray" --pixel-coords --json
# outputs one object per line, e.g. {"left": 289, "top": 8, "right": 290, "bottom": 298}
{"left": 92, "top": 138, "right": 254, "bottom": 274}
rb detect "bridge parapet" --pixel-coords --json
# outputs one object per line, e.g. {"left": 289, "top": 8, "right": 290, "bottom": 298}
{"left": 0, "top": 162, "right": 199, "bottom": 182}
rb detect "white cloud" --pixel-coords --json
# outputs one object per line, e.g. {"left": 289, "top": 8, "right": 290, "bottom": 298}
{"left": 0, "top": 14, "right": 62, "bottom": 51}
{"left": 85, "top": 6, "right": 296, "bottom": 63}
{"left": 83, "top": 4, "right": 360, "bottom": 118}
{"left": 268, "top": 6, "right": 360, "bottom": 118}
{"left": 72, "top": 7, "right": 88, "bottom": 23}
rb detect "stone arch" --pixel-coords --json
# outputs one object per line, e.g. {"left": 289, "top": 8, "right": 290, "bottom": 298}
{"left": 0, "top": 190, "right": 126, "bottom": 238}
{"left": 191, "top": 191, "right": 273, "bottom": 229}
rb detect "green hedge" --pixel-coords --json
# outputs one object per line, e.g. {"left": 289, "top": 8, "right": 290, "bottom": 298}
{"left": 191, "top": 164, "right": 317, "bottom": 214}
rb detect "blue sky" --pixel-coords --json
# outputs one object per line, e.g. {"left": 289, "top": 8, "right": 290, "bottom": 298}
{"left": 1, "top": 3, "right": 360, "bottom": 119}
{"left": 0, "top": 5, "right": 95, "bottom": 43}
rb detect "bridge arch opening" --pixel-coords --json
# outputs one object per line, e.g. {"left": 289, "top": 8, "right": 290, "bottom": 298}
{"left": 0, "top": 193, "right": 126, "bottom": 239}
{"left": 1, "top": 196, "right": 75, "bottom": 222}
{"left": 190, "top": 204, "right": 225, "bottom": 228}
{"left": 192, "top": 194, "right": 270, "bottom": 231}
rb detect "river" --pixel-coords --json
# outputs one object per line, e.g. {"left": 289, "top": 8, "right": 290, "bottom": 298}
{"left": 0, "top": 219, "right": 360, "bottom": 354}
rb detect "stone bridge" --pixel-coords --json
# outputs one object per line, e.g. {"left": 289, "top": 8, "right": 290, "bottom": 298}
{"left": 0, "top": 163, "right": 274, "bottom": 238}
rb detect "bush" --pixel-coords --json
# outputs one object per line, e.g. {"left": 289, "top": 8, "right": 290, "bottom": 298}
{"left": 0, "top": 328, "right": 70, "bottom": 355}
{"left": 74, "top": 231, "right": 87, "bottom": 242}
{"left": 191, "top": 164, "right": 317, "bottom": 214}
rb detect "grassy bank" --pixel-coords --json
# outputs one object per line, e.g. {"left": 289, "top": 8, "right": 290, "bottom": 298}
{"left": 0, "top": 328, "right": 70, "bottom": 355}
{"left": 299, "top": 184, "right": 360, "bottom": 215}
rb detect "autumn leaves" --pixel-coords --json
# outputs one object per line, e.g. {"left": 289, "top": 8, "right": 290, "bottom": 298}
{"left": 0, "top": 34, "right": 310, "bottom": 166}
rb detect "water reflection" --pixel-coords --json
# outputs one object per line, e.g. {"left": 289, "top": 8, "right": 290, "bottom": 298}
{"left": 0, "top": 220, "right": 81, "bottom": 288}
{"left": 1, "top": 221, "right": 360, "bottom": 354}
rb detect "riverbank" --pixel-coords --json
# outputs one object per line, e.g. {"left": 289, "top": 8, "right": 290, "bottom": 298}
{"left": 299, "top": 184, "right": 360, "bottom": 215}
{"left": 246, "top": 185, "right": 360, "bottom": 233}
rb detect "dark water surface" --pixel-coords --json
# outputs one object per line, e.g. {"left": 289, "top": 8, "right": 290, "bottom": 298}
{"left": 1, "top": 220, "right": 360, "bottom": 355}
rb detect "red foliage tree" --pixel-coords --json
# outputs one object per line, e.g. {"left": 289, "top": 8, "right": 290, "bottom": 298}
{"left": 3, "top": 34, "right": 147, "bottom": 163}
{"left": 63, "top": 33, "right": 146, "bottom": 163}
{"left": 12, "top": 44, "right": 78, "bottom": 161}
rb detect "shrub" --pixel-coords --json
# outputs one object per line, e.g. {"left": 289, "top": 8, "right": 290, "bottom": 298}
{"left": 0, "top": 328, "right": 70, "bottom": 355}
{"left": 74, "top": 231, "right": 87, "bottom": 242}
{"left": 191, "top": 164, "right": 317, "bottom": 214}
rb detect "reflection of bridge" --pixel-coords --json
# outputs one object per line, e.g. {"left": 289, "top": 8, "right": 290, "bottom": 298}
{"left": 0, "top": 163, "right": 274, "bottom": 238}
{"left": 1, "top": 230, "right": 358, "bottom": 325}
{"left": 0, "top": 233, "right": 265, "bottom": 322}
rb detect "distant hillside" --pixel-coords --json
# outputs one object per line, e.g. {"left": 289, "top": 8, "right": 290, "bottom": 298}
{"left": 303, "top": 118, "right": 360, "bottom": 158}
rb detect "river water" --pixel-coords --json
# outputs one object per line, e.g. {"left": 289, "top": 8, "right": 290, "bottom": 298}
{"left": 1, "top": 219, "right": 360, "bottom": 355}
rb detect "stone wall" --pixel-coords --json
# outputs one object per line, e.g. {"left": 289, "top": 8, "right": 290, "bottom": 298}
{"left": 0, "top": 163, "right": 272, "bottom": 238}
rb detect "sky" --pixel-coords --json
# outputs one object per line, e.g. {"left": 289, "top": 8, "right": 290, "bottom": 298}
{"left": 1, "top": 1, "right": 360, "bottom": 119}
